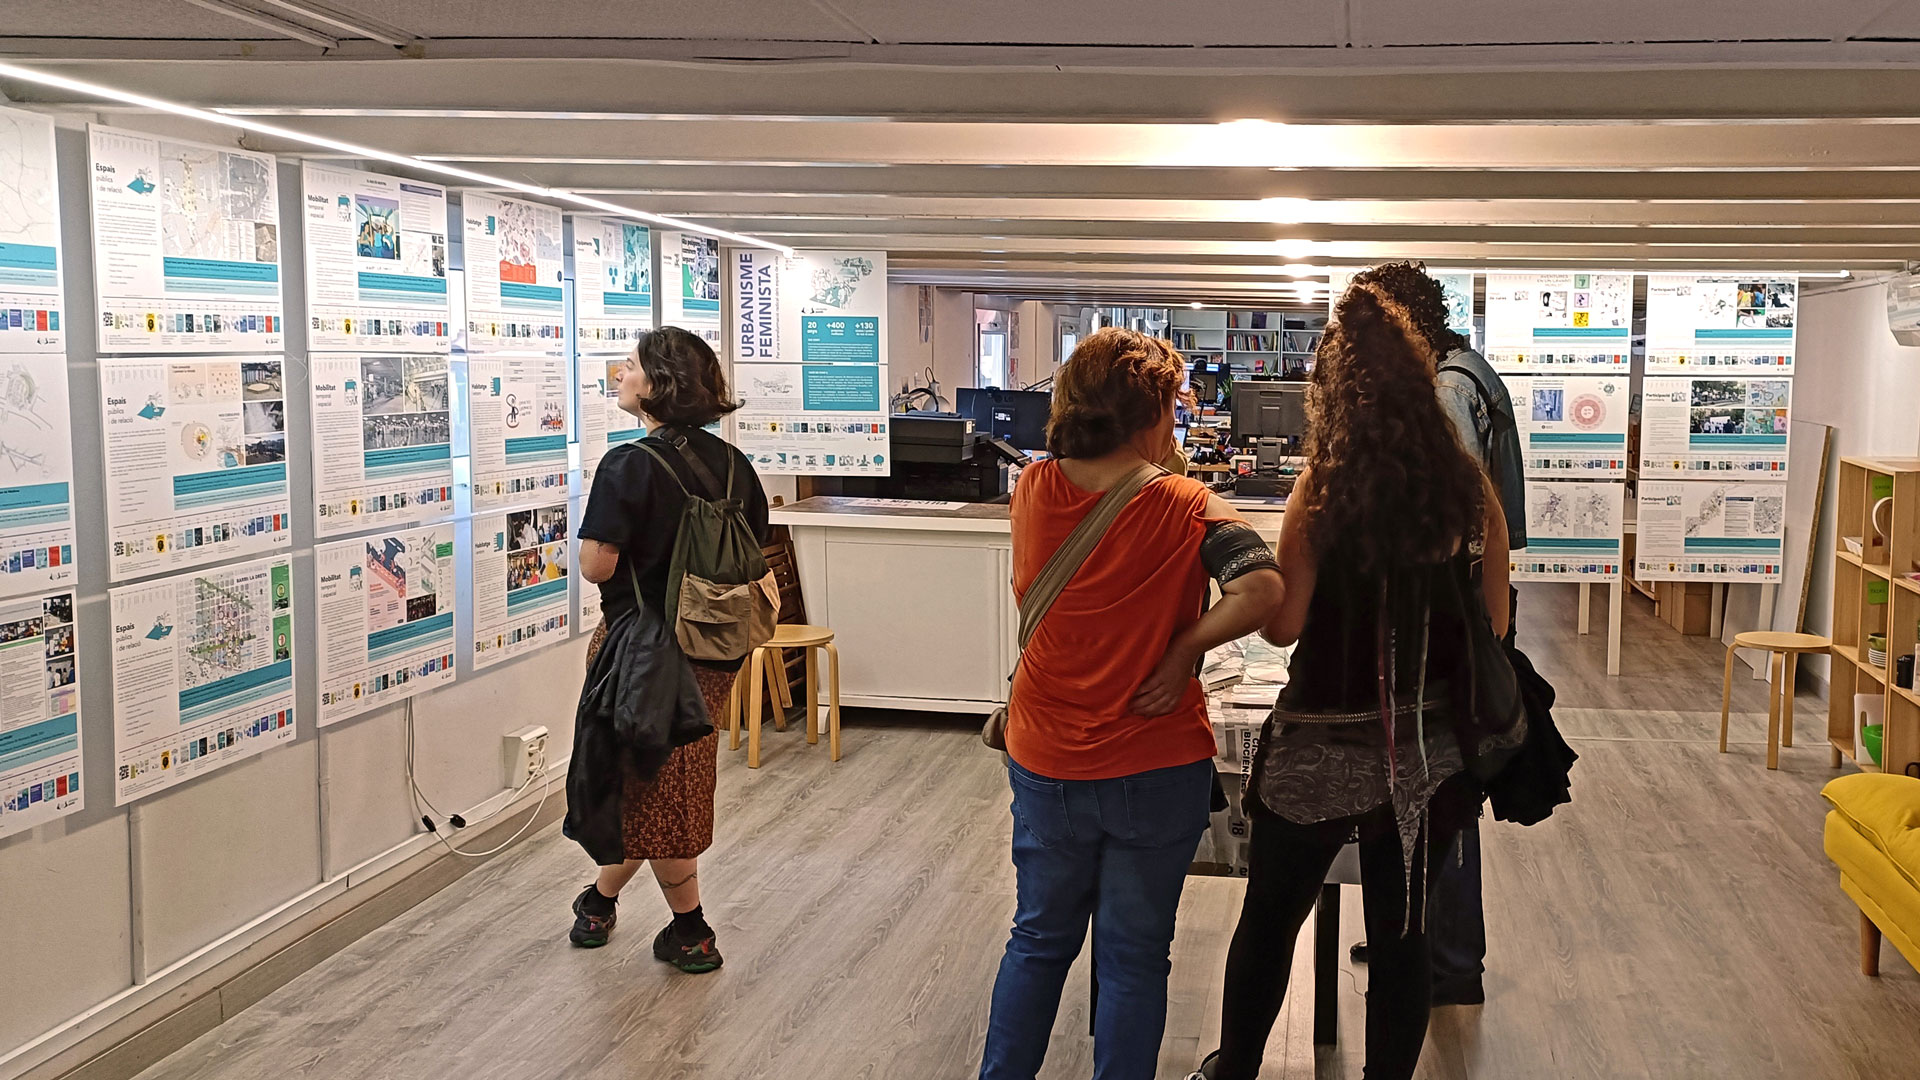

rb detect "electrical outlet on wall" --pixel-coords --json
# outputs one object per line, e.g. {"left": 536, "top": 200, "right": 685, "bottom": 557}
{"left": 503, "top": 726, "right": 549, "bottom": 787}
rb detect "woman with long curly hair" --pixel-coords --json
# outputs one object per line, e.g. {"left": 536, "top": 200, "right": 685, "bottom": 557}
{"left": 1189, "top": 285, "right": 1511, "bottom": 1080}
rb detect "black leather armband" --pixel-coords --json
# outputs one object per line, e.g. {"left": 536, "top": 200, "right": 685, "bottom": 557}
{"left": 1201, "top": 521, "right": 1277, "bottom": 585}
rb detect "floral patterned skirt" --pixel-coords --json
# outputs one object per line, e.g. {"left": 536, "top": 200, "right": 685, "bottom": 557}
{"left": 586, "top": 621, "right": 729, "bottom": 861}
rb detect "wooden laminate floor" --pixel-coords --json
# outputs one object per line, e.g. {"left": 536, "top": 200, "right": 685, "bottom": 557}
{"left": 130, "top": 585, "right": 1920, "bottom": 1080}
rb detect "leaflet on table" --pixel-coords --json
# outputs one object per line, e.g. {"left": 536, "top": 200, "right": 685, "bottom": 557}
{"left": 572, "top": 216, "right": 653, "bottom": 353}
{"left": 470, "top": 501, "right": 572, "bottom": 669}
{"left": 573, "top": 493, "right": 602, "bottom": 633}
{"left": 660, "top": 231, "right": 721, "bottom": 326}
{"left": 0, "top": 351, "right": 77, "bottom": 597}
{"left": 0, "top": 588, "right": 84, "bottom": 837}
{"left": 302, "top": 163, "right": 451, "bottom": 353}
{"left": 99, "top": 356, "right": 292, "bottom": 581}
{"left": 1644, "top": 275, "right": 1797, "bottom": 374}
{"left": 315, "top": 524, "right": 456, "bottom": 726}
{"left": 86, "top": 125, "right": 284, "bottom": 354}
{"left": 731, "top": 249, "right": 890, "bottom": 476}
{"left": 110, "top": 554, "right": 296, "bottom": 804}
{"left": 1635, "top": 480, "right": 1786, "bottom": 582}
{"left": 1639, "top": 376, "right": 1791, "bottom": 479}
{"left": 0, "top": 107, "right": 66, "bottom": 353}
{"left": 459, "top": 191, "right": 564, "bottom": 355}
{"left": 1500, "top": 374, "right": 1629, "bottom": 479}
{"left": 467, "top": 353, "right": 571, "bottom": 511}
{"left": 1481, "top": 272, "right": 1632, "bottom": 374}
{"left": 309, "top": 354, "right": 455, "bottom": 536}
{"left": 1509, "top": 481, "right": 1624, "bottom": 582}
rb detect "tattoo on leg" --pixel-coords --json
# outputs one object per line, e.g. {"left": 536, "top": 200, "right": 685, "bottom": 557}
{"left": 658, "top": 871, "right": 698, "bottom": 890}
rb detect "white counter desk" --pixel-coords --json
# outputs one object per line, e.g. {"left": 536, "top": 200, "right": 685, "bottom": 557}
{"left": 770, "top": 496, "right": 1284, "bottom": 715}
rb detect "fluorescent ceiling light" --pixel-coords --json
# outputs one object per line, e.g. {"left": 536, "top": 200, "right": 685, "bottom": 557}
{"left": 1260, "top": 198, "right": 1311, "bottom": 223}
{"left": 1275, "top": 240, "right": 1317, "bottom": 260}
{"left": 1189, "top": 301, "right": 1204, "bottom": 309}
{"left": 0, "top": 61, "right": 794, "bottom": 255}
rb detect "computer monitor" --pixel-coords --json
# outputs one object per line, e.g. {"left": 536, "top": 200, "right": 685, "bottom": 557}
{"left": 957, "top": 387, "right": 1052, "bottom": 452}
{"left": 1230, "top": 380, "right": 1309, "bottom": 444}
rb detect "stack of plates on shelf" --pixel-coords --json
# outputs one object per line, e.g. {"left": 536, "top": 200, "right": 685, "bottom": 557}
{"left": 1869, "top": 634, "right": 1889, "bottom": 668}
{"left": 1843, "top": 536, "right": 1865, "bottom": 556}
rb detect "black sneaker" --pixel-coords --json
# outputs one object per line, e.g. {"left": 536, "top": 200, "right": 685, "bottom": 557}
{"left": 652, "top": 923, "right": 724, "bottom": 974}
{"left": 1185, "top": 1049, "right": 1220, "bottom": 1080}
{"left": 569, "top": 885, "right": 617, "bottom": 948}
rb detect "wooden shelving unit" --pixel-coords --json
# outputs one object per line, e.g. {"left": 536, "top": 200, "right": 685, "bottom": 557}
{"left": 1168, "top": 308, "right": 1325, "bottom": 377}
{"left": 1827, "top": 456, "right": 1920, "bottom": 776}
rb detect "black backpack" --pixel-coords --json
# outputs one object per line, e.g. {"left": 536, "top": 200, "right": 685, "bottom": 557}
{"left": 1437, "top": 348, "right": 1528, "bottom": 550}
{"left": 634, "top": 432, "right": 779, "bottom": 662}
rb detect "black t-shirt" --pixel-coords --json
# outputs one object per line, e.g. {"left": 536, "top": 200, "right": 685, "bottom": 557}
{"left": 577, "top": 427, "right": 771, "bottom": 622}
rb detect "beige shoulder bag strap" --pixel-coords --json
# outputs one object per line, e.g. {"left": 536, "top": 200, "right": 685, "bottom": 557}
{"left": 982, "top": 462, "right": 1164, "bottom": 750}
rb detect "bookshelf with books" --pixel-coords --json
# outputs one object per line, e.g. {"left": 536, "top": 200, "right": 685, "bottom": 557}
{"left": 1828, "top": 456, "right": 1920, "bottom": 778}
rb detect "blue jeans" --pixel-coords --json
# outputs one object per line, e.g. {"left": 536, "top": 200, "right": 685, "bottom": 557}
{"left": 1428, "top": 817, "right": 1486, "bottom": 989}
{"left": 979, "top": 756, "right": 1213, "bottom": 1080}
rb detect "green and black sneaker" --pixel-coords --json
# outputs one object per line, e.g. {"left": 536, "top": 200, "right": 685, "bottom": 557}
{"left": 569, "top": 885, "right": 617, "bottom": 948}
{"left": 653, "top": 923, "right": 724, "bottom": 974}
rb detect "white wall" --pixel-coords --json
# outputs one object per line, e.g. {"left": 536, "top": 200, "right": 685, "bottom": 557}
{"left": 1794, "top": 276, "right": 1920, "bottom": 682}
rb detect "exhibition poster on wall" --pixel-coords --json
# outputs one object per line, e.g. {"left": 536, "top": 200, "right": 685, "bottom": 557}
{"left": 99, "top": 356, "right": 291, "bottom": 581}
{"left": 110, "top": 553, "right": 296, "bottom": 804}
{"left": 470, "top": 501, "right": 572, "bottom": 669}
{"left": 467, "top": 352, "right": 571, "bottom": 511}
{"left": 459, "top": 191, "right": 564, "bottom": 355}
{"left": 302, "top": 164, "right": 451, "bottom": 353}
{"left": 572, "top": 216, "right": 654, "bottom": 353}
{"left": 1483, "top": 272, "right": 1633, "bottom": 374}
{"left": 315, "top": 524, "right": 457, "bottom": 726}
{"left": 573, "top": 493, "right": 602, "bottom": 633}
{"left": 0, "top": 351, "right": 78, "bottom": 597}
{"left": 1644, "top": 275, "right": 1797, "bottom": 375}
{"left": 660, "top": 230, "right": 720, "bottom": 325}
{"left": 87, "top": 125, "right": 284, "bottom": 354}
{"left": 1328, "top": 270, "right": 1476, "bottom": 340}
{"left": 1501, "top": 374, "right": 1629, "bottom": 479}
{"left": 1509, "top": 481, "right": 1624, "bottom": 582}
{"left": 1635, "top": 480, "right": 1786, "bottom": 583}
{"left": 0, "top": 587, "right": 84, "bottom": 837}
{"left": 309, "top": 354, "right": 455, "bottom": 537}
{"left": 731, "top": 248, "right": 892, "bottom": 475}
{"left": 576, "top": 352, "right": 646, "bottom": 482}
{"left": 0, "top": 107, "right": 66, "bottom": 352}
{"left": 1639, "top": 376, "right": 1792, "bottom": 479}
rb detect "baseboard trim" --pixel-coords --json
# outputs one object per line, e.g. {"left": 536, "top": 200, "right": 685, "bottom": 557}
{"left": 12, "top": 771, "right": 569, "bottom": 1080}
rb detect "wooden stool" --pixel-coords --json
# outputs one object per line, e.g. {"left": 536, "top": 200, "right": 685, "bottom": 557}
{"left": 1719, "top": 631, "right": 1832, "bottom": 769}
{"left": 733, "top": 624, "right": 841, "bottom": 768}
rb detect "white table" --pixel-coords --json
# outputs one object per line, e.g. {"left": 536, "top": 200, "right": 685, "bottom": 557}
{"left": 771, "top": 497, "right": 1284, "bottom": 714}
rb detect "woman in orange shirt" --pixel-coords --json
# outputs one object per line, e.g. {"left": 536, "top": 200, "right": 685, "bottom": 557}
{"left": 979, "top": 329, "right": 1285, "bottom": 1080}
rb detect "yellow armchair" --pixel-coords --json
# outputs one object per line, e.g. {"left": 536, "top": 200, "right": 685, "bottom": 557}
{"left": 1822, "top": 773, "right": 1920, "bottom": 975}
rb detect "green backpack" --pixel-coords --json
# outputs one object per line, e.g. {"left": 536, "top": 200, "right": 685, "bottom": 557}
{"left": 634, "top": 433, "right": 780, "bottom": 662}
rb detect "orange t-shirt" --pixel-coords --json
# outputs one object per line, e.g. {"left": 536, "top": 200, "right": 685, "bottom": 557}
{"left": 1006, "top": 461, "right": 1223, "bottom": 781}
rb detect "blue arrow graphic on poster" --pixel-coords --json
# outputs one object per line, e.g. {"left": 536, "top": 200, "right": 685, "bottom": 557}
{"left": 127, "top": 175, "right": 155, "bottom": 195}
{"left": 138, "top": 398, "right": 165, "bottom": 420}
{"left": 147, "top": 618, "right": 173, "bottom": 641}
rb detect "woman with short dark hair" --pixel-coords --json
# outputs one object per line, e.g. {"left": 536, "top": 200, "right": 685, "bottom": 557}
{"left": 564, "top": 326, "right": 769, "bottom": 973}
{"left": 979, "top": 328, "right": 1285, "bottom": 1080}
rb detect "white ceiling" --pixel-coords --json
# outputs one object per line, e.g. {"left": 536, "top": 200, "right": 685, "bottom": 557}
{"left": 7, "top": 0, "right": 1920, "bottom": 302}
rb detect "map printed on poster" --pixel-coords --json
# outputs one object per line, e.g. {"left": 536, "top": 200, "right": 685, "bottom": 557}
{"left": 1482, "top": 272, "right": 1632, "bottom": 374}
{"left": 315, "top": 524, "right": 456, "bottom": 726}
{"left": 468, "top": 352, "right": 570, "bottom": 511}
{"left": 302, "top": 164, "right": 450, "bottom": 353}
{"left": 1636, "top": 480, "right": 1786, "bottom": 582}
{"left": 310, "top": 354, "right": 455, "bottom": 536}
{"left": 471, "top": 501, "right": 572, "bottom": 669}
{"left": 1509, "top": 481, "right": 1623, "bottom": 582}
{"left": 1645, "top": 275, "right": 1797, "bottom": 374}
{"left": 573, "top": 216, "right": 653, "bottom": 352}
{"left": 577, "top": 353, "right": 647, "bottom": 482}
{"left": 110, "top": 554, "right": 296, "bottom": 804}
{"left": 87, "top": 125, "right": 284, "bottom": 354}
{"left": 460, "top": 191, "right": 563, "bottom": 355}
{"left": 573, "top": 493, "right": 602, "bottom": 633}
{"left": 0, "top": 107, "right": 65, "bottom": 352}
{"left": 1500, "top": 374, "right": 1629, "bottom": 479}
{"left": 100, "top": 356, "right": 291, "bottom": 581}
{"left": 0, "top": 351, "right": 77, "bottom": 596}
{"left": 732, "top": 249, "right": 892, "bottom": 475}
{"left": 1639, "top": 376, "right": 1791, "bottom": 479}
{"left": 0, "top": 588, "right": 84, "bottom": 837}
